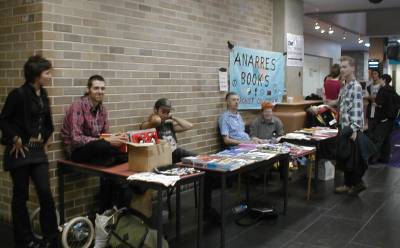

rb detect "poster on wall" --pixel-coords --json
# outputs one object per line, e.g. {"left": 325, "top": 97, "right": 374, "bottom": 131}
{"left": 286, "top": 33, "right": 304, "bottom": 67}
{"left": 229, "top": 46, "right": 285, "bottom": 109}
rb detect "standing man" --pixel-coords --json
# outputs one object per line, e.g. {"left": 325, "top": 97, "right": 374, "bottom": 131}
{"left": 218, "top": 92, "right": 256, "bottom": 146}
{"left": 372, "top": 74, "right": 397, "bottom": 163}
{"left": 61, "top": 75, "right": 128, "bottom": 211}
{"left": 366, "top": 69, "right": 381, "bottom": 135}
{"left": 250, "top": 101, "right": 285, "bottom": 142}
{"left": 335, "top": 56, "right": 366, "bottom": 195}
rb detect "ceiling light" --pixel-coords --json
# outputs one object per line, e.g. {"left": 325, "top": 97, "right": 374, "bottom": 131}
{"left": 314, "top": 22, "right": 320, "bottom": 30}
{"left": 358, "top": 37, "right": 364, "bottom": 44}
{"left": 365, "top": 43, "right": 370, "bottom": 47}
{"left": 342, "top": 32, "right": 346, "bottom": 39}
{"left": 328, "top": 26, "right": 334, "bottom": 34}
{"left": 320, "top": 29, "right": 325, "bottom": 34}
{"left": 397, "top": 39, "right": 400, "bottom": 43}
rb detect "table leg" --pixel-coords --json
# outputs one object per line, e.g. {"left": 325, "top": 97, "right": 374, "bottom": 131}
{"left": 57, "top": 163, "right": 65, "bottom": 224}
{"left": 197, "top": 176, "right": 204, "bottom": 248}
{"left": 314, "top": 146, "right": 319, "bottom": 192}
{"left": 157, "top": 189, "right": 163, "bottom": 248}
{"left": 176, "top": 184, "right": 181, "bottom": 243}
{"left": 282, "top": 157, "right": 289, "bottom": 215}
{"left": 220, "top": 174, "right": 226, "bottom": 248}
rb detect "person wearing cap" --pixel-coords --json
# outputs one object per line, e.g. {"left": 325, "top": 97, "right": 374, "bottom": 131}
{"left": 250, "top": 101, "right": 285, "bottom": 142}
{"left": 141, "top": 98, "right": 194, "bottom": 163}
{"left": 219, "top": 92, "right": 258, "bottom": 146}
{"left": 141, "top": 98, "right": 222, "bottom": 224}
{"left": 61, "top": 75, "right": 129, "bottom": 212}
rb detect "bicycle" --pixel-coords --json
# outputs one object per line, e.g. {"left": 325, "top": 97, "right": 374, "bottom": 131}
{"left": 30, "top": 207, "right": 94, "bottom": 248}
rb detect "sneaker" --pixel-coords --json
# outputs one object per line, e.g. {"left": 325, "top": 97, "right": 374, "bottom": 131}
{"left": 334, "top": 185, "right": 350, "bottom": 194}
{"left": 348, "top": 183, "right": 367, "bottom": 196}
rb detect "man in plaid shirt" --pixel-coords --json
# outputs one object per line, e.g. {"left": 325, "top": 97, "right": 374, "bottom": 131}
{"left": 335, "top": 56, "right": 366, "bottom": 195}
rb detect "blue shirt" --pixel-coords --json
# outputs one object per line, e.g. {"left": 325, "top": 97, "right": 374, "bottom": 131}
{"left": 218, "top": 111, "right": 250, "bottom": 141}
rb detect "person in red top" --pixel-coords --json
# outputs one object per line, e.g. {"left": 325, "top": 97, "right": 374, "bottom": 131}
{"left": 323, "top": 63, "right": 342, "bottom": 107}
{"left": 61, "top": 75, "right": 128, "bottom": 212}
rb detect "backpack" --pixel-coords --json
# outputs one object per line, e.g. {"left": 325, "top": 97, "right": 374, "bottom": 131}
{"left": 107, "top": 209, "right": 168, "bottom": 248}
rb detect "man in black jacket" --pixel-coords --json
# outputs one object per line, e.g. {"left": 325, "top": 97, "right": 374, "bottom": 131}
{"left": 371, "top": 74, "right": 398, "bottom": 163}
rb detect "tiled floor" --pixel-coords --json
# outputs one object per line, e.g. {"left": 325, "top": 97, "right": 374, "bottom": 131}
{"left": 1, "top": 163, "right": 400, "bottom": 248}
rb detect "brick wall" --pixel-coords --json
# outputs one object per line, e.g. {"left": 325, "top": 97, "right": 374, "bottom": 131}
{"left": 0, "top": 0, "right": 273, "bottom": 222}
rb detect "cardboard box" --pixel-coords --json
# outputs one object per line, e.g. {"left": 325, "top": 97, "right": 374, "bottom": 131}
{"left": 127, "top": 140, "right": 172, "bottom": 172}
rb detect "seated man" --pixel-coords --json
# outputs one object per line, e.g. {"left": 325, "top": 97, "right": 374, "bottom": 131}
{"left": 250, "top": 101, "right": 285, "bottom": 142}
{"left": 141, "top": 98, "right": 220, "bottom": 223}
{"left": 140, "top": 98, "right": 194, "bottom": 163}
{"left": 61, "top": 75, "right": 128, "bottom": 211}
{"left": 218, "top": 92, "right": 257, "bottom": 146}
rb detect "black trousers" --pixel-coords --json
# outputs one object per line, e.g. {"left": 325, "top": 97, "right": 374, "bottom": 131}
{"left": 344, "top": 170, "right": 364, "bottom": 187}
{"left": 10, "top": 163, "right": 58, "bottom": 247}
{"left": 71, "top": 140, "right": 128, "bottom": 212}
{"left": 370, "top": 120, "right": 394, "bottom": 162}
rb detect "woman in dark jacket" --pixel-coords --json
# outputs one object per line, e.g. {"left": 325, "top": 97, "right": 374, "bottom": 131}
{"left": 0, "top": 55, "right": 59, "bottom": 248}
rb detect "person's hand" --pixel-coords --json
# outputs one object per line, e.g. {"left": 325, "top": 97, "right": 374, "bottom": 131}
{"left": 251, "top": 137, "right": 263, "bottom": 144}
{"left": 149, "top": 114, "right": 162, "bottom": 126}
{"left": 350, "top": 131, "right": 357, "bottom": 141}
{"left": 10, "top": 136, "right": 28, "bottom": 159}
{"left": 105, "top": 134, "right": 127, "bottom": 147}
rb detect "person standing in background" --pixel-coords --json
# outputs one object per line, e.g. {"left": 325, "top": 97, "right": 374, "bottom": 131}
{"left": 323, "top": 63, "right": 341, "bottom": 107}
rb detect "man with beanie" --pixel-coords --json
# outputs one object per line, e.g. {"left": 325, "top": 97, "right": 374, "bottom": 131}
{"left": 250, "top": 101, "right": 285, "bottom": 142}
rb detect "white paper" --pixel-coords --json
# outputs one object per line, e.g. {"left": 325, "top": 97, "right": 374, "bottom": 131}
{"left": 219, "top": 71, "right": 228, "bottom": 91}
{"left": 286, "top": 33, "right": 304, "bottom": 67}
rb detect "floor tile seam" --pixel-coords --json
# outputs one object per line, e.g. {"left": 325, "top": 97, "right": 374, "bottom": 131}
{"left": 348, "top": 240, "right": 382, "bottom": 248}
{"left": 348, "top": 200, "right": 387, "bottom": 244}
{"left": 278, "top": 212, "right": 325, "bottom": 248}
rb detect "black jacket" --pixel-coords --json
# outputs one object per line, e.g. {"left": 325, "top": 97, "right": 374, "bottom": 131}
{"left": 0, "top": 83, "right": 54, "bottom": 170}
{"left": 375, "top": 84, "right": 398, "bottom": 121}
{"left": 336, "top": 126, "right": 376, "bottom": 174}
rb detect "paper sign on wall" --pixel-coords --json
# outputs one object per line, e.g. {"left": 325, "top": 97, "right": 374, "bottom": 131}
{"left": 286, "top": 33, "right": 304, "bottom": 67}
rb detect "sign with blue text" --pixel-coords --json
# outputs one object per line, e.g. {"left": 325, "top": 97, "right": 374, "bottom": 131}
{"left": 229, "top": 46, "right": 285, "bottom": 109}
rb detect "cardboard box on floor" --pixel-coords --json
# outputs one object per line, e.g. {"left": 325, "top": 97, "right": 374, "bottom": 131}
{"left": 127, "top": 139, "right": 172, "bottom": 172}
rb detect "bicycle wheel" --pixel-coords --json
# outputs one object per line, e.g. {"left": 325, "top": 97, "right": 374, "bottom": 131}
{"left": 61, "top": 216, "right": 94, "bottom": 248}
{"left": 30, "top": 207, "right": 61, "bottom": 239}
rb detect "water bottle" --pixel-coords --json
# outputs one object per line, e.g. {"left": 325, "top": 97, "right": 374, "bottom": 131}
{"left": 232, "top": 204, "right": 248, "bottom": 214}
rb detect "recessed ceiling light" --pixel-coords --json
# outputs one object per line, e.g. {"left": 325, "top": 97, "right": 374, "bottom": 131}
{"left": 342, "top": 36, "right": 346, "bottom": 40}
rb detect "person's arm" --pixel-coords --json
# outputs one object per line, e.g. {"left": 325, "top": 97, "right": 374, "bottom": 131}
{"left": 275, "top": 118, "right": 285, "bottom": 136}
{"left": 0, "top": 89, "right": 20, "bottom": 145}
{"left": 349, "top": 84, "right": 364, "bottom": 139}
{"left": 222, "top": 135, "right": 253, "bottom": 146}
{"left": 171, "top": 115, "right": 193, "bottom": 133}
{"left": 140, "top": 114, "right": 161, "bottom": 129}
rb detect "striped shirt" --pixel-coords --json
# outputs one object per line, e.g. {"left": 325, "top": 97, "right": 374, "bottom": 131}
{"left": 338, "top": 80, "right": 364, "bottom": 132}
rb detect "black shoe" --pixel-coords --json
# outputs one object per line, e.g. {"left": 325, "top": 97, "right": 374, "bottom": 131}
{"left": 204, "top": 208, "right": 221, "bottom": 225}
{"left": 348, "top": 183, "right": 367, "bottom": 196}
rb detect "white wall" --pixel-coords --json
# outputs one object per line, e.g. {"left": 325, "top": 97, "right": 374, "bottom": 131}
{"left": 304, "top": 34, "right": 341, "bottom": 62}
{"left": 303, "top": 55, "right": 331, "bottom": 97}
